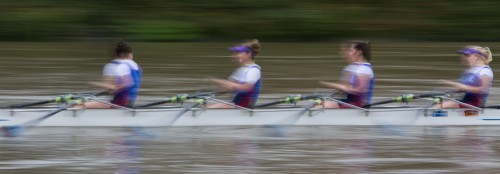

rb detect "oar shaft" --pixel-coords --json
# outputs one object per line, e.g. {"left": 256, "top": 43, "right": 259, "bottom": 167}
{"left": 254, "top": 94, "right": 327, "bottom": 108}
{"left": 10, "top": 100, "right": 55, "bottom": 108}
{"left": 363, "top": 90, "right": 457, "bottom": 108}
{"left": 363, "top": 100, "right": 395, "bottom": 108}
{"left": 135, "top": 95, "right": 200, "bottom": 108}
{"left": 2, "top": 104, "right": 74, "bottom": 137}
{"left": 285, "top": 101, "right": 318, "bottom": 125}
{"left": 416, "top": 92, "right": 449, "bottom": 99}
{"left": 168, "top": 102, "right": 200, "bottom": 126}
{"left": 135, "top": 100, "right": 171, "bottom": 108}
{"left": 254, "top": 100, "right": 285, "bottom": 108}
{"left": 22, "top": 105, "right": 70, "bottom": 127}
{"left": 302, "top": 95, "right": 326, "bottom": 100}
{"left": 296, "top": 103, "right": 316, "bottom": 118}
{"left": 9, "top": 90, "right": 109, "bottom": 109}
{"left": 136, "top": 91, "right": 224, "bottom": 108}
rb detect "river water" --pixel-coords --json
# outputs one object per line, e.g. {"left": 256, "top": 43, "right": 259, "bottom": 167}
{"left": 0, "top": 42, "right": 500, "bottom": 173}
{"left": 1, "top": 126, "right": 500, "bottom": 173}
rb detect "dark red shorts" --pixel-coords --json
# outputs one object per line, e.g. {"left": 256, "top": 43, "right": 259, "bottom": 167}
{"left": 111, "top": 95, "right": 134, "bottom": 107}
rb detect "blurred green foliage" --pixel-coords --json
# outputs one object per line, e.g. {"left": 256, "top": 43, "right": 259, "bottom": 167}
{"left": 0, "top": 0, "right": 499, "bottom": 41}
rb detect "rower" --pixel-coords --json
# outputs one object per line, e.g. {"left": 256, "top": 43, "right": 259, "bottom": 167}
{"left": 318, "top": 41, "right": 375, "bottom": 108}
{"left": 83, "top": 40, "right": 142, "bottom": 108}
{"left": 439, "top": 46, "right": 493, "bottom": 108}
{"left": 208, "top": 39, "right": 262, "bottom": 108}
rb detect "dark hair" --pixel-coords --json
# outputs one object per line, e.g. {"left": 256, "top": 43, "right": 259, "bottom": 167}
{"left": 350, "top": 41, "right": 371, "bottom": 62}
{"left": 242, "top": 39, "right": 261, "bottom": 60}
{"left": 115, "top": 39, "right": 133, "bottom": 57}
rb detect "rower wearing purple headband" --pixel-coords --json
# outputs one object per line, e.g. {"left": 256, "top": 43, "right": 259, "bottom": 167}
{"left": 439, "top": 46, "right": 493, "bottom": 108}
{"left": 208, "top": 39, "right": 262, "bottom": 108}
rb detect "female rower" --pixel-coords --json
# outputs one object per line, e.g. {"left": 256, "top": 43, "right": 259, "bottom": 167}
{"left": 208, "top": 39, "right": 262, "bottom": 108}
{"left": 439, "top": 46, "right": 493, "bottom": 108}
{"left": 319, "top": 41, "right": 375, "bottom": 108}
{"left": 84, "top": 40, "right": 142, "bottom": 108}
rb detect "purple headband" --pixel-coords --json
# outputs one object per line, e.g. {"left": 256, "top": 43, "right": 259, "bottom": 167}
{"left": 457, "top": 48, "right": 487, "bottom": 58}
{"left": 229, "top": 46, "right": 255, "bottom": 56}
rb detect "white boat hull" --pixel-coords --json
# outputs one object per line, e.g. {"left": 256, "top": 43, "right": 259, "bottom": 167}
{"left": 1, "top": 107, "right": 500, "bottom": 127}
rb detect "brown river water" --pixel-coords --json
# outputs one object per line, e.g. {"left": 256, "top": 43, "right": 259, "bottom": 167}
{"left": 0, "top": 42, "right": 500, "bottom": 173}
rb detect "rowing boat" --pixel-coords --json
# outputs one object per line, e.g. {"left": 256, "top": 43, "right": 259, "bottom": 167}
{"left": 1, "top": 106, "right": 499, "bottom": 127}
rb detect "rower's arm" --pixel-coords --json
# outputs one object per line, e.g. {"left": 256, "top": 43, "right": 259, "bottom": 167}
{"left": 344, "top": 74, "right": 371, "bottom": 94}
{"left": 230, "top": 82, "right": 254, "bottom": 92}
{"left": 114, "top": 75, "right": 134, "bottom": 91}
{"left": 88, "top": 76, "right": 115, "bottom": 90}
{"left": 89, "top": 75, "right": 133, "bottom": 92}
{"left": 447, "top": 75, "right": 492, "bottom": 94}
{"left": 211, "top": 67, "right": 260, "bottom": 92}
{"left": 111, "top": 64, "right": 134, "bottom": 91}
{"left": 210, "top": 79, "right": 254, "bottom": 92}
{"left": 319, "top": 74, "right": 371, "bottom": 94}
{"left": 319, "top": 81, "right": 347, "bottom": 91}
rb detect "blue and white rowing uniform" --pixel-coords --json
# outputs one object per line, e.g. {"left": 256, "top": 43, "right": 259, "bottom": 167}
{"left": 341, "top": 62, "right": 375, "bottom": 107}
{"left": 103, "top": 59, "right": 142, "bottom": 107}
{"left": 459, "top": 66, "right": 493, "bottom": 107}
{"left": 229, "top": 64, "right": 262, "bottom": 107}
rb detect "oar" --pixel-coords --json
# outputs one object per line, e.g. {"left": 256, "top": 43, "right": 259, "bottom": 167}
{"left": 262, "top": 99, "right": 321, "bottom": 136}
{"left": 253, "top": 94, "right": 329, "bottom": 108}
{"left": 167, "top": 99, "right": 205, "bottom": 126}
{"left": 414, "top": 98, "right": 443, "bottom": 120}
{"left": 124, "top": 99, "right": 206, "bottom": 138}
{"left": 288, "top": 100, "right": 322, "bottom": 124}
{"left": 9, "top": 100, "right": 57, "bottom": 109}
{"left": 8, "top": 90, "right": 109, "bottom": 108}
{"left": 362, "top": 90, "right": 456, "bottom": 108}
{"left": 254, "top": 100, "right": 286, "bottom": 108}
{"left": 135, "top": 91, "right": 221, "bottom": 108}
{"left": 135, "top": 97, "right": 177, "bottom": 108}
{"left": 2, "top": 100, "right": 82, "bottom": 137}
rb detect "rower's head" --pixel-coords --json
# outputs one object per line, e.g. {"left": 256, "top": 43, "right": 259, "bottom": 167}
{"left": 115, "top": 40, "right": 133, "bottom": 60}
{"left": 341, "top": 41, "right": 371, "bottom": 63}
{"left": 229, "top": 39, "right": 260, "bottom": 64}
{"left": 457, "top": 46, "right": 492, "bottom": 66}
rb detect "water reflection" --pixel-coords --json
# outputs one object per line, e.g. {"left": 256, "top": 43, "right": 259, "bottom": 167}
{"left": 107, "top": 128, "right": 145, "bottom": 174}
{"left": 232, "top": 140, "right": 260, "bottom": 173}
{"left": 453, "top": 128, "right": 497, "bottom": 173}
{"left": 0, "top": 127, "right": 500, "bottom": 173}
